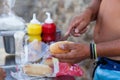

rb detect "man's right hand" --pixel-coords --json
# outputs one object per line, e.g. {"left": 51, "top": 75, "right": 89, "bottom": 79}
{"left": 0, "top": 68, "right": 6, "bottom": 80}
{"left": 65, "top": 9, "right": 92, "bottom": 37}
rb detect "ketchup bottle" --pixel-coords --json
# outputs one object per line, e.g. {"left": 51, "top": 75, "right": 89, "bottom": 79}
{"left": 42, "top": 12, "right": 56, "bottom": 43}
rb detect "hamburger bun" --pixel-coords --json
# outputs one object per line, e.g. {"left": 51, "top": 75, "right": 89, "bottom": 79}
{"left": 23, "top": 64, "right": 52, "bottom": 76}
{"left": 49, "top": 41, "right": 73, "bottom": 54}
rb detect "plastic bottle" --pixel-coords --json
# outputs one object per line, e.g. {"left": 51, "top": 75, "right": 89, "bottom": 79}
{"left": 27, "top": 13, "right": 42, "bottom": 42}
{"left": 42, "top": 12, "right": 56, "bottom": 43}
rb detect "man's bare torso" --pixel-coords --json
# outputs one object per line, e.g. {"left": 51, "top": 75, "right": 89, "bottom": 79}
{"left": 94, "top": 0, "right": 120, "bottom": 60}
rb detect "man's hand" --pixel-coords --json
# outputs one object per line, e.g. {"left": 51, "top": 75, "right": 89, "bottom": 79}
{"left": 64, "top": 0, "right": 102, "bottom": 38}
{"left": 65, "top": 10, "right": 92, "bottom": 37}
{"left": 52, "top": 43, "right": 90, "bottom": 64}
{"left": 0, "top": 68, "right": 6, "bottom": 80}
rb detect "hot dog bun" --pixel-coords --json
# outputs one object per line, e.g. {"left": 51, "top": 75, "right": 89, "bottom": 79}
{"left": 49, "top": 41, "right": 73, "bottom": 54}
{"left": 43, "top": 58, "right": 53, "bottom": 66}
{"left": 23, "top": 64, "right": 52, "bottom": 76}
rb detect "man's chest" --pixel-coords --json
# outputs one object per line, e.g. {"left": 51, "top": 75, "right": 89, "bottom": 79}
{"left": 100, "top": 0, "right": 120, "bottom": 16}
{"left": 98, "top": 0, "right": 120, "bottom": 26}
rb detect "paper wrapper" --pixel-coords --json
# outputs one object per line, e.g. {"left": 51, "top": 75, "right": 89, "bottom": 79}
{"left": 42, "top": 57, "right": 84, "bottom": 77}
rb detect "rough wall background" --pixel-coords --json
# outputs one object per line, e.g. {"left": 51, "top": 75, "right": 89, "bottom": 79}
{"left": 14, "top": 0, "right": 94, "bottom": 44}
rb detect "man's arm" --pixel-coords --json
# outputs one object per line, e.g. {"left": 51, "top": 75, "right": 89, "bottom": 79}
{"left": 52, "top": 39, "right": 120, "bottom": 64}
{"left": 64, "top": 0, "right": 102, "bottom": 37}
{"left": 86, "top": 0, "right": 102, "bottom": 21}
{"left": 97, "top": 39, "right": 120, "bottom": 57}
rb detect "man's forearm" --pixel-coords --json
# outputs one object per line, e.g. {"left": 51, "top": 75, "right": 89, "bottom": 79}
{"left": 86, "top": 0, "right": 101, "bottom": 21}
{"left": 96, "top": 39, "right": 120, "bottom": 57}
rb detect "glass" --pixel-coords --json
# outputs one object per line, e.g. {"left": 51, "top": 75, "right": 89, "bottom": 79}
{"left": 14, "top": 31, "right": 26, "bottom": 79}
{"left": 14, "top": 31, "right": 25, "bottom": 64}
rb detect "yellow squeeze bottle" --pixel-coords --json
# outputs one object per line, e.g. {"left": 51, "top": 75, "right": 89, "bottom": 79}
{"left": 27, "top": 13, "right": 42, "bottom": 42}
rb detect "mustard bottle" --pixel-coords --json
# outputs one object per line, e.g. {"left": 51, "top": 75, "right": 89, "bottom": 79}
{"left": 27, "top": 13, "right": 42, "bottom": 42}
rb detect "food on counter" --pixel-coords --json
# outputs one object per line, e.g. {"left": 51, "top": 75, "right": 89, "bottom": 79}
{"left": 23, "top": 64, "right": 52, "bottom": 76}
{"left": 28, "top": 40, "right": 41, "bottom": 62}
{"left": 43, "top": 58, "right": 53, "bottom": 66}
{"left": 49, "top": 41, "right": 74, "bottom": 54}
{"left": 32, "top": 40, "right": 41, "bottom": 51}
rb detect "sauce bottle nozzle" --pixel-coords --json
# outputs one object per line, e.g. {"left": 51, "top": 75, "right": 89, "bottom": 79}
{"left": 30, "top": 13, "right": 40, "bottom": 24}
{"left": 45, "top": 12, "right": 53, "bottom": 23}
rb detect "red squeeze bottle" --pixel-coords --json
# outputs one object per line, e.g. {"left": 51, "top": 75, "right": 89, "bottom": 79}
{"left": 42, "top": 12, "right": 56, "bottom": 43}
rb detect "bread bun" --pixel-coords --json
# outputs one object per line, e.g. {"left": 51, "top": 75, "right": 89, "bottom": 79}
{"left": 43, "top": 58, "right": 53, "bottom": 66}
{"left": 50, "top": 41, "right": 73, "bottom": 54}
{"left": 23, "top": 64, "right": 52, "bottom": 76}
